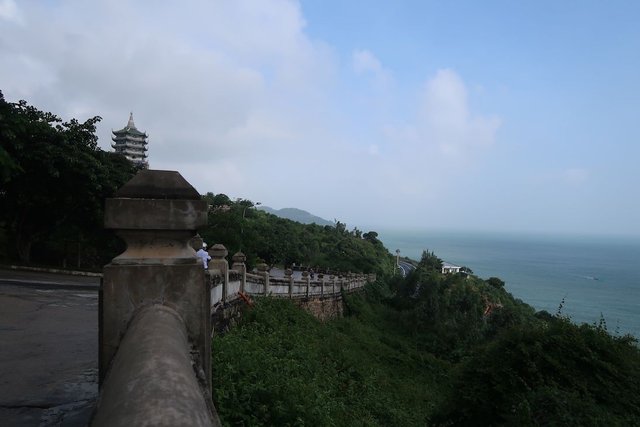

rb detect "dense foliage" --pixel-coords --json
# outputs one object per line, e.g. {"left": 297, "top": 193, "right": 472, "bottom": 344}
{"left": 0, "top": 91, "right": 137, "bottom": 268}
{"left": 212, "top": 251, "right": 640, "bottom": 426}
{"left": 199, "top": 192, "right": 394, "bottom": 276}
{"left": 212, "top": 284, "right": 449, "bottom": 425}
{"left": 0, "top": 94, "right": 390, "bottom": 275}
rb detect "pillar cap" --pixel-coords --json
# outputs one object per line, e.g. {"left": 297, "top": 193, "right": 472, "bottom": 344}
{"left": 209, "top": 244, "right": 228, "bottom": 259}
{"left": 232, "top": 252, "right": 246, "bottom": 263}
{"left": 115, "top": 170, "right": 201, "bottom": 200}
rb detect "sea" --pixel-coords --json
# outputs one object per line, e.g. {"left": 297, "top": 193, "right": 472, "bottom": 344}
{"left": 377, "top": 229, "right": 640, "bottom": 338}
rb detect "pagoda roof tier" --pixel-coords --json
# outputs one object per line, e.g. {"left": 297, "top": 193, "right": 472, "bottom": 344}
{"left": 112, "top": 144, "right": 147, "bottom": 152}
{"left": 112, "top": 135, "right": 148, "bottom": 143}
{"left": 116, "top": 148, "right": 147, "bottom": 156}
{"left": 112, "top": 113, "right": 147, "bottom": 137}
{"left": 112, "top": 142, "right": 148, "bottom": 149}
{"left": 112, "top": 128, "right": 147, "bottom": 137}
{"left": 112, "top": 143, "right": 147, "bottom": 150}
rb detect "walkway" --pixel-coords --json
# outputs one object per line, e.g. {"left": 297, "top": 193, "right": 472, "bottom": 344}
{"left": 0, "top": 269, "right": 99, "bottom": 427}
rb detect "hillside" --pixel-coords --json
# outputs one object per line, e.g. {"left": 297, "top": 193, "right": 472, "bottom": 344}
{"left": 212, "top": 250, "right": 640, "bottom": 425}
{"left": 201, "top": 193, "right": 394, "bottom": 276}
{"left": 258, "top": 206, "right": 333, "bottom": 226}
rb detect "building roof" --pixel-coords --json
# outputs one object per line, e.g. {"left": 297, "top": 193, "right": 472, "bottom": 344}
{"left": 112, "top": 112, "right": 147, "bottom": 137}
{"left": 442, "top": 262, "right": 461, "bottom": 269}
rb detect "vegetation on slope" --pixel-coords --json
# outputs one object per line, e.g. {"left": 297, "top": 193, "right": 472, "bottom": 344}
{"left": 212, "top": 250, "right": 640, "bottom": 426}
{"left": 199, "top": 192, "right": 394, "bottom": 276}
{"left": 212, "top": 283, "right": 449, "bottom": 426}
{"left": 0, "top": 91, "right": 137, "bottom": 268}
{"left": 0, "top": 93, "right": 392, "bottom": 276}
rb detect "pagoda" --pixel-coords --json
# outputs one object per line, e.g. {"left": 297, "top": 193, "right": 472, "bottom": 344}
{"left": 112, "top": 113, "right": 149, "bottom": 168}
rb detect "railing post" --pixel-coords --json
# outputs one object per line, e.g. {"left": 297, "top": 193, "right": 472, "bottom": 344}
{"left": 302, "top": 270, "right": 310, "bottom": 298}
{"left": 258, "top": 263, "right": 269, "bottom": 296}
{"left": 285, "top": 268, "right": 293, "bottom": 298}
{"left": 209, "top": 244, "right": 229, "bottom": 303}
{"left": 232, "top": 252, "right": 247, "bottom": 294}
{"left": 318, "top": 273, "right": 324, "bottom": 298}
{"left": 101, "top": 169, "right": 211, "bottom": 394}
{"left": 330, "top": 275, "right": 335, "bottom": 295}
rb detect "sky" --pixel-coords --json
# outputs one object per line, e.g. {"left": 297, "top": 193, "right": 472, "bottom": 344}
{"left": 2, "top": 0, "right": 639, "bottom": 236}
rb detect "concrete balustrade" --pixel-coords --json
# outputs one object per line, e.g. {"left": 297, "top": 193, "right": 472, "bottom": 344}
{"left": 95, "top": 169, "right": 374, "bottom": 425}
{"left": 92, "top": 306, "right": 214, "bottom": 427}
{"left": 205, "top": 254, "right": 374, "bottom": 306}
{"left": 95, "top": 170, "right": 217, "bottom": 426}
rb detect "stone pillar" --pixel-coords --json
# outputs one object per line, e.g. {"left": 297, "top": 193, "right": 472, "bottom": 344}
{"left": 101, "top": 170, "right": 210, "bottom": 392}
{"left": 232, "top": 252, "right": 247, "bottom": 293}
{"left": 257, "top": 263, "right": 270, "bottom": 296}
{"left": 209, "top": 244, "right": 229, "bottom": 303}
{"left": 302, "top": 270, "right": 310, "bottom": 298}
{"left": 330, "top": 275, "right": 335, "bottom": 295}
{"left": 285, "top": 268, "right": 293, "bottom": 298}
{"left": 189, "top": 233, "right": 204, "bottom": 251}
{"left": 318, "top": 273, "right": 324, "bottom": 298}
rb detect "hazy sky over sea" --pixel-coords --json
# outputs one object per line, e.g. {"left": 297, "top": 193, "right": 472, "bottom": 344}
{"left": 2, "top": 1, "right": 639, "bottom": 236}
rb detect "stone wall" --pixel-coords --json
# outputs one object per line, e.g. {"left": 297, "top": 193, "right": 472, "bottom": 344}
{"left": 295, "top": 296, "right": 344, "bottom": 321}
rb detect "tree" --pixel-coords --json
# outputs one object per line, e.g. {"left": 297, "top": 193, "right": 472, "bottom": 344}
{"left": 0, "top": 91, "right": 136, "bottom": 264}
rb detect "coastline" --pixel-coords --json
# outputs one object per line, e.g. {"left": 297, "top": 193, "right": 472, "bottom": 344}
{"left": 377, "top": 229, "right": 640, "bottom": 338}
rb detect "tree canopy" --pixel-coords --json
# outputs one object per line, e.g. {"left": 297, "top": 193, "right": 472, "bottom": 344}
{"left": 199, "top": 193, "right": 394, "bottom": 276}
{"left": 0, "top": 90, "right": 137, "bottom": 266}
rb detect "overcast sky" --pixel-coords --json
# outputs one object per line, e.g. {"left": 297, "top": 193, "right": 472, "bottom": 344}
{"left": 2, "top": 0, "right": 639, "bottom": 236}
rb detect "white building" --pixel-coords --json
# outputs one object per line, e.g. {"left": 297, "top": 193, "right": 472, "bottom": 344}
{"left": 441, "top": 262, "right": 461, "bottom": 274}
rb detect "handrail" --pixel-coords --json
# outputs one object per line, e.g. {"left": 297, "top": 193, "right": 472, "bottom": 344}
{"left": 93, "top": 305, "right": 216, "bottom": 426}
{"left": 208, "top": 261, "right": 373, "bottom": 306}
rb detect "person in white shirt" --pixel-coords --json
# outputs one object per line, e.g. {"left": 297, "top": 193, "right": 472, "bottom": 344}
{"left": 196, "top": 243, "right": 211, "bottom": 269}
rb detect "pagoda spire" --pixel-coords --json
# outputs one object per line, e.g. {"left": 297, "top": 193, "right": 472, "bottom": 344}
{"left": 127, "top": 112, "right": 136, "bottom": 129}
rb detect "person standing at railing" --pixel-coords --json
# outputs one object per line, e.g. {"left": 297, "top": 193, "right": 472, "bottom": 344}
{"left": 196, "top": 243, "right": 211, "bottom": 269}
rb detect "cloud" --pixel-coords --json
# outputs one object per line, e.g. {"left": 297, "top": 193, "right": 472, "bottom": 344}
{"left": 352, "top": 49, "right": 392, "bottom": 89}
{"left": 0, "top": 1, "right": 502, "bottom": 229}
{"left": 0, "top": 0, "right": 22, "bottom": 24}
{"left": 418, "top": 69, "right": 501, "bottom": 156}
{"left": 564, "top": 168, "right": 589, "bottom": 185}
{"left": 378, "top": 69, "right": 501, "bottom": 189}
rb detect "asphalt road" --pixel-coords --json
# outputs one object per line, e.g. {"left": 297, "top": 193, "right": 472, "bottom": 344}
{"left": 398, "top": 260, "right": 415, "bottom": 277}
{"left": 0, "top": 269, "right": 99, "bottom": 426}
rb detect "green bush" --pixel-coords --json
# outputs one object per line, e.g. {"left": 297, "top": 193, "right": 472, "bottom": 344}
{"left": 432, "top": 317, "right": 640, "bottom": 426}
{"left": 212, "top": 285, "right": 448, "bottom": 426}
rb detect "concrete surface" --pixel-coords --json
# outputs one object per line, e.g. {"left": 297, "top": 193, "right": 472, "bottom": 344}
{"left": 93, "top": 305, "right": 216, "bottom": 427}
{"left": 0, "top": 272, "right": 98, "bottom": 427}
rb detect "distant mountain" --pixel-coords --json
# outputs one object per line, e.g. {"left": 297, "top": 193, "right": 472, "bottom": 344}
{"left": 258, "top": 206, "right": 334, "bottom": 226}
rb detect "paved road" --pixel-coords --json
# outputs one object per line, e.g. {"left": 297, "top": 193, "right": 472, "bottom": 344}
{"left": 0, "top": 269, "right": 99, "bottom": 426}
{"left": 398, "top": 260, "right": 415, "bottom": 277}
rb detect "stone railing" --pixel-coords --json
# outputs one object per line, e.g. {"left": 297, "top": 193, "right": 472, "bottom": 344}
{"left": 92, "top": 170, "right": 218, "bottom": 426}
{"left": 92, "top": 169, "right": 374, "bottom": 426}
{"left": 205, "top": 245, "right": 374, "bottom": 311}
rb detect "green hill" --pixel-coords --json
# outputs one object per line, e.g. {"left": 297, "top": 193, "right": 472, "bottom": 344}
{"left": 258, "top": 206, "right": 334, "bottom": 226}
{"left": 212, "top": 250, "right": 640, "bottom": 425}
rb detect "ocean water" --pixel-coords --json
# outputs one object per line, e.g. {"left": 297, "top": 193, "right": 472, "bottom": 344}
{"left": 377, "top": 229, "right": 640, "bottom": 338}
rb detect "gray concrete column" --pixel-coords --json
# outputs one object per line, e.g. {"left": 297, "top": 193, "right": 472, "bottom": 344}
{"left": 302, "top": 270, "right": 310, "bottom": 298}
{"left": 232, "top": 252, "right": 247, "bottom": 293}
{"left": 285, "top": 268, "right": 293, "bottom": 298}
{"left": 209, "top": 244, "right": 229, "bottom": 303}
{"left": 257, "top": 263, "right": 269, "bottom": 296}
{"left": 101, "top": 170, "right": 210, "bottom": 394}
{"left": 318, "top": 273, "right": 324, "bottom": 298}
